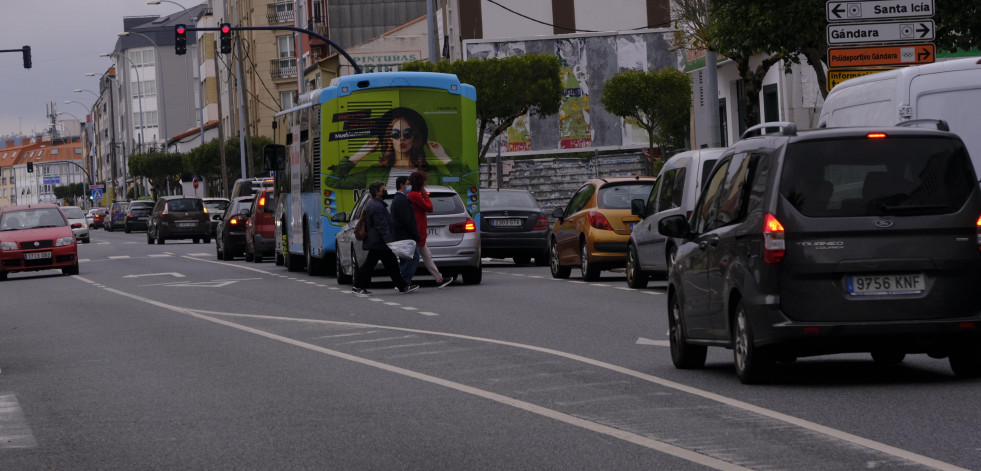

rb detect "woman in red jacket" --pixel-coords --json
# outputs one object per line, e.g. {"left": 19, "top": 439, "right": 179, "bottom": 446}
{"left": 407, "top": 171, "right": 454, "bottom": 288}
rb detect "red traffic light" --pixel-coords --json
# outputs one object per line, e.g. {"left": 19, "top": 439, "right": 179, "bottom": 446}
{"left": 220, "top": 25, "right": 230, "bottom": 34}
{"left": 177, "top": 26, "right": 186, "bottom": 34}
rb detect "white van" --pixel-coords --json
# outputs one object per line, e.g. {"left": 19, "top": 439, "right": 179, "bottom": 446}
{"left": 818, "top": 57, "right": 981, "bottom": 173}
{"left": 626, "top": 148, "right": 725, "bottom": 288}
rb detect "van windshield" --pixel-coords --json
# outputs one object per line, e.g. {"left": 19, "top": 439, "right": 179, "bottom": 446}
{"left": 780, "top": 136, "right": 976, "bottom": 217}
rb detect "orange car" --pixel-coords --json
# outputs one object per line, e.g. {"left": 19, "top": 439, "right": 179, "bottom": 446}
{"left": 549, "top": 176, "right": 656, "bottom": 281}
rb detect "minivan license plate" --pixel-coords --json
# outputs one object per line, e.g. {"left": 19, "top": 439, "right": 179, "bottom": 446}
{"left": 846, "top": 274, "right": 924, "bottom": 296}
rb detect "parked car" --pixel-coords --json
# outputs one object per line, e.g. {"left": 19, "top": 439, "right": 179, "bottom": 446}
{"left": 244, "top": 188, "right": 276, "bottom": 263}
{"left": 105, "top": 201, "right": 128, "bottom": 231}
{"left": 334, "top": 185, "right": 482, "bottom": 285}
{"left": 123, "top": 204, "right": 152, "bottom": 233}
{"left": 479, "top": 188, "right": 549, "bottom": 266}
{"left": 626, "top": 148, "right": 725, "bottom": 288}
{"left": 146, "top": 196, "right": 212, "bottom": 244}
{"left": 215, "top": 196, "right": 254, "bottom": 260}
{"left": 0, "top": 203, "right": 79, "bottom": 280}
{"left": 548, "top": 176, "right": 656, "bottom": 281}
{"left": 87, "top": 207, "right": 107, "bottom": 229}
{"left": 203, "top": 197, "right": 230, "bottom": 237}
{"left": 60, "top": 206, "right": 90, "bottom": 244}
{"left": 659, "top": 121, "right": 981, "bottom": 384}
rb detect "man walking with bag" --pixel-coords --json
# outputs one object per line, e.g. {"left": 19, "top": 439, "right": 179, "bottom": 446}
{"left": 352, "top": 180, "right": 418, "bottom": 296}
{"left": 390, "top": 176, "right": 421, "bottom": 285}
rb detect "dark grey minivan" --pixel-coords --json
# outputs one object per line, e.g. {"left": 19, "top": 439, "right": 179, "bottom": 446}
{"left": 659, "top": 121, "right": 981, "bottom": 383}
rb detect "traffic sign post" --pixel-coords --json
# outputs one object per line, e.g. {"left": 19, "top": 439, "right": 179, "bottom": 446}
{"left": 827, "top": 20, "right": 934, "bottom": 45}
{"left": 828, "top": 43, "right": 934, "bottom": 68}
{"left": 827, "top": 0, "right": 934, "bottom": 22}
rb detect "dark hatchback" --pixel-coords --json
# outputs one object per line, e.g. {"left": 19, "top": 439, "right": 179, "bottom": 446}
{"left": 479, "top": 188, "right": 549, "bottom": 265}
{"left": 146, "top": 196, "right": 212, "bottom": 244}
{"left": 659, "top": 121, "right": 981, "bottom": 383}
{"left": 216, "top": 196, "right": 254, "bottom": 261}
{"left": 124, "top": 205, "right": 151, "bottom": 232}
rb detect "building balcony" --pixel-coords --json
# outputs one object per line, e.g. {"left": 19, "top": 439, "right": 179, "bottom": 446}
{"left": 267, "top": 2, "right": 294, "bottom": 24}
{"left": 270, "top": 57, "right": 297, "bottom": 79}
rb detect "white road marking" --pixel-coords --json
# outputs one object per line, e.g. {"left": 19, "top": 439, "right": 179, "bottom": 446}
{"left": 123, "top": 272, "right": 185, "bottom": 279}
{"left": 73, "top": 275, "right": 968, "bottom": 471}
{"left": 148, "top": 254, "right": 171, "bottom": 258}
{"left": 636, "top": 337, "right": 670, "bottom": 347}
{"left": 0, "top": 393, "right": 38, "bottom": 449}
{"left": 108, "top": 255, "right": 130, "bottom": 259}
{"left": 419, "top": 312, "right": 439, "bottom": 316}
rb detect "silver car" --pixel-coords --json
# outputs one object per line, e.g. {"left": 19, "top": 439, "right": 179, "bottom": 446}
{"left": 61, "top": 206, "right": 90, "bottom": 243}
{"left": 334, "top": 185, "right": 482, "bottom": 285}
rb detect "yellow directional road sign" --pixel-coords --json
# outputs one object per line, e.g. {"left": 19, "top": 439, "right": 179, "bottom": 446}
{"left": 827, "top": 68, "right": 893, "bottom": 92}
{"left": 828, "top": 44, "right": 934, "bottom": 68}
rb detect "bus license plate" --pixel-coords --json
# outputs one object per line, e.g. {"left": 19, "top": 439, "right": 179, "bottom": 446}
{"left": 25, "top": 251, "right": 52, "bottom": 260}
{"left": 846, "top": 274, "right": 924, "bottom": 296}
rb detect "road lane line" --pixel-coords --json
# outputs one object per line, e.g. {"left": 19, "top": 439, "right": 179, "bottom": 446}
{"left": 0, "top": 393, "right": 38, "bottom": 449}
{"left": 75, "top": 276, "right": 970, "bottom": 471}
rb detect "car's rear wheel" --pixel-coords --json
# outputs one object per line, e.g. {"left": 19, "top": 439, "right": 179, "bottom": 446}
{"left": 626, "top": 244, "right": 649, "bottom": 289}
{"left": 950, "top": 345, "right": 981, "bottom": 378}
{"left": 203, "top": 237, "right": 211, "bottom": 244}
{"left": 245, "top": 250, "right": 254, "bottom": 262}
{"left": 580, "top": 241, "right": 601, "bottom": 281}
{"left": 221, "top": 236, "right": 234, "bottom": 261}
{"left": 461, "top": 262, "right": 483, "bottom": 285}
{"left": 157, "top": 233, "right": 165, "bottom": 244}
{"left": 549, "top": 239, "right": 571, "bottom": 279}
{"left": 733, "top": 301, "right": 773, "bottom": 384}
{"left": 252, "top": 241, "right": 263, "bottom": 263}
{"left": 669, "top": 292, "right": 707, "bottom": 369}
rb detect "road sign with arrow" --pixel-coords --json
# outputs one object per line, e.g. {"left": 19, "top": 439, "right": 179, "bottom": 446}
{"left": 827, "top": 19, "right": 934, "bottom": 45}
{"left": 827, "top": 0, "right": 934, "bottom": 22}
{"left": 828, "top": 43, "right": 934, "bottom": 68}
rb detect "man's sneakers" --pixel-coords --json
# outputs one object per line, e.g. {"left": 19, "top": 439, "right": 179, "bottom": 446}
{"left": 397, "top": 284, "right": 419, "bottom": 294}
{"left": 436, "top": 276, "right": 454, "bottom": 289}
{"left": 352, "top": 287, "right": 372, "bottom": 297}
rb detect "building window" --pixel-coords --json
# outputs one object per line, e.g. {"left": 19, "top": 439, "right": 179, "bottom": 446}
{"left": 280, "top": 91, "right": 297, "bottom": 110}
{"left": 277, "top": 36, "right": 295, "bottom": 59}
{"left": 128, "top": 49, "right": 155, "bottom": 67}
{"left": 133, "top": 80, "right": 157, "bottom": 98}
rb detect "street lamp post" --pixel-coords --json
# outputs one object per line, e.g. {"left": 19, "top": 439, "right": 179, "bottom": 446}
{"left": 118, "top": 31, "right": 168, "bottom": 151}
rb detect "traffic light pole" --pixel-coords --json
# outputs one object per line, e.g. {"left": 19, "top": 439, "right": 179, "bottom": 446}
{"left": 0, "top": 45, "right": 31, "bottom": 68}
{"left": 180, "top": 26, "right": 363, "bottom": 74}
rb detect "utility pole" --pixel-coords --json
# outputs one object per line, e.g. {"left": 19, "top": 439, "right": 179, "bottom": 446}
{"left": 214, "top": 34, "right": 228, "bottom": 196}
{"left": 232, "top": 0, "right": 253, "bottom": 179}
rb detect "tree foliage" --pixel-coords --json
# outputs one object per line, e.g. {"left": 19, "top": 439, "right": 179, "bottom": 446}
{"left": 401, "top": 54, "right": 564, "bottom": 161}
{"left": 601, "top": 68, "right": 691, "bottom": 172}
{"left": 183, "top": 136, "right": 273, "bottom": 197}
{"left": 53, "top": 182, "right": 86, "bottom": 203}
{"left": 935, "top": 0, "right": 981, "bottom": 52}
{"left": 129, "top": 151, "right": 185, "bottom": 199}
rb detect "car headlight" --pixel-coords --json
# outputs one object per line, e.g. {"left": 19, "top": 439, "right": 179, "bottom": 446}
{"left": 0, "top": 241, "right": 16, "bottom": 251}
{"left": 55, "top": 236, "right": 75, "bottom": 247}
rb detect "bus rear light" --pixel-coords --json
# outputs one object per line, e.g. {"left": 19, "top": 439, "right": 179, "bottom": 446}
{"left": 588, "top": 211, "right": 613, "bottom": 231}
{"left": 763, "top": 213, "right": 785, "bottom": 264}
{"left": 532, "top": 216, "right": 549, "bottom": 231}
{"left": 449, "top": 218, "right": 476, "bottom": 233}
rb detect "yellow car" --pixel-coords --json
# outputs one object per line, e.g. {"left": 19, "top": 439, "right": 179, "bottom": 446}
{"left": 549, "top": 176, "right": 656, "bottom": 281}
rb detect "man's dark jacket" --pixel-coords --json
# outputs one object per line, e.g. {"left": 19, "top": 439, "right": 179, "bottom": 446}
{"left": 390, "top": 191, "right": 420, "bottom": 243}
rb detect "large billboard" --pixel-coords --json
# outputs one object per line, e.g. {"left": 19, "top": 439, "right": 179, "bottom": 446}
{"left": 464, "top": 30, "right": 679, "bottom": 156}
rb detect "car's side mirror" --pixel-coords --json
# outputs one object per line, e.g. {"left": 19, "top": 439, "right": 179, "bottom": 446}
{"left": 331, "top": 212, "right": 348, "bottom": 223}
{"left": 630, "top": 198, "right": 646, "bottom": 217}
{"left": 658, "top": 215, "right": 691, "bottom": 239}
{"left": 551, "top": 207, "right": 564, "bottom": 221}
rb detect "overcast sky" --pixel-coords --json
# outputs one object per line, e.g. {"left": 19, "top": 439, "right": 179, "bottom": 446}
{"left": 0, "top": 0, "right": 180, "bottom": 139}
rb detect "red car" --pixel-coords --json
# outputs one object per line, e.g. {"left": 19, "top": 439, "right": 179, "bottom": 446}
{"left": 245, "top": 187, "right": 276, "bottom": 263}
{"left": 87, "top": 207, "right": 107, "bottom": 229}
{"left": 0, "top": 204, "right": 79, "bottom": 280}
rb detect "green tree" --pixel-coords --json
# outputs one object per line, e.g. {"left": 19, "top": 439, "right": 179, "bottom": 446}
{"left": 184, "top": 136, "right": 273, "bottom": 197}
{"left": 401, "top": 54, "right": 564, "bottom": 162}
{"left": 601, "top": 68, "right": 692, "bottom": 173}
{"left": 935, "top": 0, "right": 981, "bottom": 52}
{"left": 129, "top": 151, "right": 185, "bottom": 199}
{"left": 53, "top": 182, "right": 86, "bottom": 204}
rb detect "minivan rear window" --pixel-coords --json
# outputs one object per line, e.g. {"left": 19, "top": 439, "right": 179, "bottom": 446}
{"left": 780, "top": 136, "right": 976, "bottom": 217}
{"left": 167, "top": 199, "right": 205, "bottom": 212}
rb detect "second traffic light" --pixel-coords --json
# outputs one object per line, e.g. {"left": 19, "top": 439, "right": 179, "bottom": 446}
{"left": 220, "top": 23, "right": 232, "bottom": 54}
{"left": 26, "top": 161, "right": 33, "bottom": 173}
{"left": 175, "top": 24, "right": 187, "bottom": 55}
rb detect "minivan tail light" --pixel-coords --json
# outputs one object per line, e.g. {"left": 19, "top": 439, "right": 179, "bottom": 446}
{"left": 763, "top": 213, "right": 785, "bottom": 264}
{"left": 532, "top": 215, "right": 549, "bottom": 231}
{"left": 976, "top": 215, "right": 981, "bottom": 252}
{"left": 588, "top": 211, "right": 614, "bottom": 231}
{"left": 449, "top": 218, "right": 476, "bottom": 233}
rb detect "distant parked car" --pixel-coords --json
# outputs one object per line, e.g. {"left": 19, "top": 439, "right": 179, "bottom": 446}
{"left": 479, "top": 188, "right": 549, "bottom": 266}
{"left": 334, "top": 185, "right": 482, "bottom": 285}
{"left": 87, "top": 207, "right": 107, "bottom": 229}
{"left": 203, "top": 197, "right": 230, "bottom": 237}
{"left": 146, "top": 196, "right": 212, "bottom": 244}
{"left": 0, "top": 203, "right": 79, "bottom": 280}
{"left": 105, "top": 201, "right": 128, "bottom": 231}
{"left": 626, "top": 148, "right": 724, "bottom": 288}
{"left": 60, "top": 206, "right": 90, "bottom": 244}
{"left": 215, "top": 196, "right": 254, "bottom": 260}
{"left": 245, "top": 188, "right": 276, "bottom": 263}
{"left": 549, "top": 176, "right": 655, "bottom": 281}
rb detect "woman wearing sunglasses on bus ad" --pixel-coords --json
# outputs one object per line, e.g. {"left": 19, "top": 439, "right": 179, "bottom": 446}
{"left": 325, "top": 106, "right": 476, "bottom": 194}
